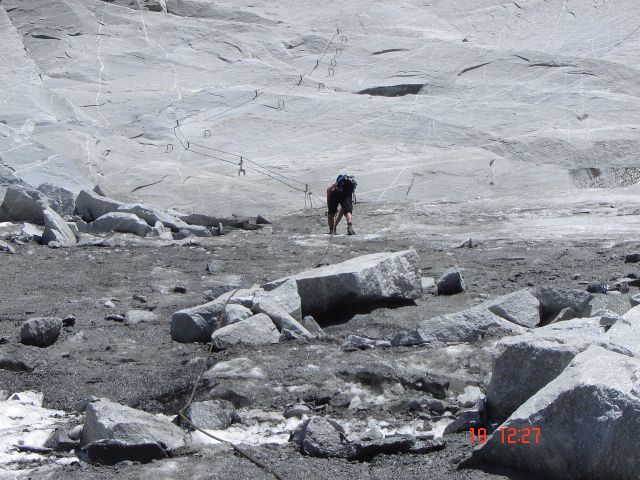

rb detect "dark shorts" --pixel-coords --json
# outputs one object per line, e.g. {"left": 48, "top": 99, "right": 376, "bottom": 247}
{"left": 327, "top": 186, "right": 353, "bottom": 215}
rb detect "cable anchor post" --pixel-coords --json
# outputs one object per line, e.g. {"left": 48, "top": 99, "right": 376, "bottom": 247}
{"left": 238, "top": 157, "right": 246, "bottom": 176}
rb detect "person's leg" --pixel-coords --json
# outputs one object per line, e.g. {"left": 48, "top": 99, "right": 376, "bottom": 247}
{"left": 345, "top": 211, "right": 355, "bottom": 235}
{"left": 327, "top": 187, "right": 338, "bottom": 233}
{"left": 328, "top": 212, "right": 335, "bottom": 233}
{"left": 335, "top": 208, "right": 344, "bottom": 229}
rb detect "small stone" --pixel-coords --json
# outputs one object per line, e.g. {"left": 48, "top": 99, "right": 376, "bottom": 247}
{"left": 284, "top": 404, "right": 311, "bottom": 419}
{"left": 301, "top": 316, "right": 324, "bottom": 337}
{"left": 0, "top": 239, "right": 16, "bottom": 254}
{"left": 124, "top": 310, "right": 158, "bottom": 325}
{"left": 105, "top": 314, "right": 125, "bottom": 322}
{"left": 343, "top": 335, "right": 391, "bottom": 349}
{"left": 104, "top": 300, "right": 116, "bottom": 309}
{"left": 587, "top": 282, "right": 609, "bottom": 294}
{"left": 62, "top": 315, "right": 76, "bottom": 327}
{"left": 625, "top": 253, "right": 640, "bottom": 263}
{"left": 173, "top": 285, "right": 187, "bottom": 294}
{"left": 132, "top": 294, "right": 147, "bottom": 303}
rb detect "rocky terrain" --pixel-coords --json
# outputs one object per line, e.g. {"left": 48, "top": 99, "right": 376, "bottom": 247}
{"left": 2, "top": 1, "right": 640, "bottom": 479}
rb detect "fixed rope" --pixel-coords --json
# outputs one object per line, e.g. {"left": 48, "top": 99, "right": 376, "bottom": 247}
{"left": 177, "top": 289, "right": 289, "bottom": 480}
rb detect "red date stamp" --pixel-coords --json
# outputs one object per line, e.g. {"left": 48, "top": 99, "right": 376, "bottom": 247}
{"left": 470, "top": 427, "right": 541, "bottom": 445}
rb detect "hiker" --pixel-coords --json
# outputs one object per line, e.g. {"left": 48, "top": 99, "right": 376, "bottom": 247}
{"left": 327, "top": 174, "right": 357, "bottom": 235}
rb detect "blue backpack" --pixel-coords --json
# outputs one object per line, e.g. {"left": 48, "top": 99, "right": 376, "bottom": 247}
{"left": 336, "top": 174, "right": 357, "bottom": 191}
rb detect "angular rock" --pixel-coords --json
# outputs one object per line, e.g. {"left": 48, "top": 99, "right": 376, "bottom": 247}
{"left": 75, "top": 189, "right": 124, "bottom": 223}
{"left": 259, "top": 277, "right": 302, "bottom": 320}
{"left": 532, "top": 287, "right": 593, "bottom": 319}
{"left": 45, "top": 427, "right": 80, "bottom": 452}
{"left": 81, "top": 399, "right": 185, "bottom": 464}
{"left": 480, "top": 290, "right": 541, "bottom": 328}
{"left": 301, "top": 315, "right": 324, "bottom": 337}
{"left": 409, "top": 437, "right": 446, "bottom": 454}
{"left": 42, "top": 207, "right": 76, "bottom": 247}
{"left": 292, "top": 417, "right": 350, "bottom": 458}
{"left": 625, "top": 253, "right": 640, "bottom": 263}
{"left": 457, "top": 386, "right": 484, "bottom": 408}
{"left": 20, "top": 317, "right": 62, "bottom": 347}
{"left": 0, "top": 239, "right": 15, "bottom": 254}
{"left": 436, "top": 268, "right": 465, "bottom": 295}
{"left": 415, "top": 307, "right": 526, "bottom": 344}
{"left": 468, "top": 346, "right": 640, "bottom": 480}
{"left": 211, "top": 313, "right": 279, "bottom": 350}
{"left": 251, "top": 297, "right": 310, "bottom": 337}
{"left": 88, "top": 212, "right": 153, "bottom": 237}
{"left": 631, "top": 293, "right": 640, "bottom": 307}
{"left": 587, "top": 282, "right": 609, "bottom": 294}
{"left": 599, "top": 310, "right": 622, "bottom": 328}
{"left": 119, "top": 203, "right": 187, "bottom": 231}
{"left": 444, "top": 398, "right": 486, "bottom": 434}
{"left": 348, "top": 435, "right": 414, "bottom": 460}
{"left": 21, "top": 223, "right": 43, "bottom": 242}
{"left": 0, "top": 185, "right": 49, "bottom": 224}
{"left": 264, "top": 250, "right": 422, "bottom": 316}
{"left": 344, "top": 335, "right": 391, "bottom": 349}
{"left": 421, "top": 276, "right": 437, "bottom": 294}
{"left": 606, "top": 305, "right": 640, "bottom": 356}
{"left": 171, "top": 301, "right": 252, "bottom": 342}
{"left": 181, "top": 400, "right": 235, "bottom": 430}
{"left": 486, "top": 318, "right": 606, "bottom": 421}
{"left": 37, "top": 183, "right": 76, "bottom": 216}
{"left": 549, "top": 306, "right": 579, "bottom": 324}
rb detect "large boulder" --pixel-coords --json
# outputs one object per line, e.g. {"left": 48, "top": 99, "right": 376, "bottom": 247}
{"left": 75, "top": 189, "right": 124, "bottom": 222}
{"left": 211, "top": 313, "right": 279, "bottom": 350}
{"left": 0, "top": 185, "right": 48, "bottom": 224}
{"left": 37, "top": 183, "right": 76, "bottom": 216}
{"left": 20, "top": 317, "right": 62, "bottom": 347}
{"left": 171, "top": 301, "right": 253, "bottom": 343}
{"left": 479, "top": 290, "right": 541, "bottom": 328}
{"left": 119, "top": 204, "right": 187, "bottom": 231}
{"left": 81, "top": 399, "right": 186, "bottom": 464}
{"left": 485, "top": 318, "right": 606, "bottom": 421}
{"left": 467, "top": 346, "right": 640, "bottom": 480}
{"left": 410, "top": 307, "right": 526, "bottom": 345}
{"left": 606, "top": 304, "right": 640, "bottom": 356}
{"left": 264, "top": 250, "right": 422, "bottom": 316}
{"left": 42, "top": 207, "right": 77, "bottom": 247}
{"left": 87, "top": 212, "right": 153, "bottom": 237}
{"left": 532, "top": 287, "right": 593, "bottom": 321}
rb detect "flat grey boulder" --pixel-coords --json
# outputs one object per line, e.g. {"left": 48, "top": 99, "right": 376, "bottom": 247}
{"left": 468, "top": 346, "right": 640, "bottom": 480}
{"left": 251, "top": 297, "right": 310, "bottom": 337}
{"left": 180, "top": 399, "right": 235, "bottom": 430}
{"left": 0, "top": 185, "right": 49, "bottom": 224}
{"left": 479, "top": 290, "right": 541, "bottom": 328}
{"left": 292, "top": 417, "right": 350, "bottom": 458}
{"left": 436, "top": 268, "right": 465, "bottom": 295}
{"left": 81, "top": 399, "right": 186, "bottom": 464}
{"left": 414, "top": 307, "right": 526, "bottom": 344}
{"left": 264, "top": 250, "right": 422, "bottom": 315}
{"left": 42, "top": 207, "right": 76, "bottom": 247}
{"left": 37, "top": 183, "right": 75, "bottom": 217}
{"left": 88, "top": 212, "right": 152, "bottom": 237}
{"left": 171, "top": 301, "right": 252, "bottom": 342}
{"left": 532, "top": 287, "right": 593, "bottom": 320}
{"left": 301, "top": 315, "right": 324, "bottom": 337}
{"left": 486, "top": 318, "right": 606, "bottom": 421}
{"left": 211, "top": 313, "right": 279, "bottom": 350}
{"left": 124, "top": 310, "right": 158, "bottom": 325}
{"left": 20, "top": 317, "right": 62, "bottom": 347}
{"left": 119, "top": 203, "right": 187, "bottom": 231}
{"left": 75, "top": 189, "right": 124, "bottom": 223}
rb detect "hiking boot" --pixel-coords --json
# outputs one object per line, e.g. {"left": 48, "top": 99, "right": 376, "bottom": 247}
{"left": 347, "top": 224, "right": 355, "bottom": 235}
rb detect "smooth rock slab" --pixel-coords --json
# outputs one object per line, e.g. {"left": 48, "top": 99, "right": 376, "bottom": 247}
{"left": 479, "top": 290, "right": 541, "bottom": 328}
{"left": 486, "top": 318, "right": 606, "bottom": 421}
{"left": 264, "top": 250, "right": 422, "bottom": 316}
{"left": 251, "top": 297, "right": 310, "bottom": 337}
{"left": 75, "top": 189, "right": 124, "bottom": 223}
{"left": 81, "top": 399, "right": 186, "bottom": 463}
{"left": 606, "top": 304, "right": 640, "bottom": 356}
{"left": 20, "top": 317, "right": 62, "bottom": 347}
{"left": 467, "top": 346, "right": 640, "bottom": 480}
{"left": 211, "top": 313, "right": 279, "bottom": 350}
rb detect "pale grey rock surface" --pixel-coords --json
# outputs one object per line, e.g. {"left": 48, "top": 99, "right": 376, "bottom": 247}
{"left": 479, "top": 290, "right": 541, "bottom": 328}
{"left": 0, "top": 185, "right": 48, "bottom": 224}
{"left": 37, "top": 183, "right": 76, "bottom": 217}
{"left": 210, "top": 313, "right": 279, "bottom": 350}
{"left": 42, "top": 207, "right": 77, "bottom": 247}
{"left": 87, "top": 212, "right": 153, "bottom": 237}
{"left": 470, "top": 346, "right": 640, "bottom": 480}
{"left": 181, "top": 399, "right": 235, "bottom": 431}
{"left": 171, "top": 300, "right": 253, "bottom": 342}
{"left": 486, "top": 317, "right": 606, "bottom": 421}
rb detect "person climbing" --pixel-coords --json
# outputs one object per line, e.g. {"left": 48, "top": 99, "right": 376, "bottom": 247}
{"left": 327, "top": 174, "right": 357, "bottom": 235}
